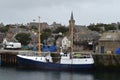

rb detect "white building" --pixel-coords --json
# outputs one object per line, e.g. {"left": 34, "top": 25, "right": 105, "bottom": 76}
{"left": 62, "top": 37, "right": 71, "bottom": 49}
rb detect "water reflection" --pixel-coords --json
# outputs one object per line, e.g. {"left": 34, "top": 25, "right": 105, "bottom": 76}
{"left": 0, "top": 67, "right": 120, "bottom": 80}
{"left": 94, "top": 71, "right": 120, "bottom": 80}
{"left": 42, "top": 71, "right": 94, "bottom": 80}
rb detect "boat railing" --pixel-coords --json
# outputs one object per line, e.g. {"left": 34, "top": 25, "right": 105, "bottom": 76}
{"left": 18, "top": 51, "right": 93, "bottom": 58}
{"left": 18, "top": 51, "right": 53, "bottom": 57}
{"left": 73, "top": 52, "right": 93, "bottom": 54}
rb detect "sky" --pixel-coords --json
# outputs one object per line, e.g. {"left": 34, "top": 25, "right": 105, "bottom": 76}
{"left": 0, "top": 0, "right": 120, "bottom": 26}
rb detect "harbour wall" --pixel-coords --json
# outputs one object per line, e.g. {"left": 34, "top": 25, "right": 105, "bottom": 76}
{"left": 0, "top": 50, "right": 120, "bottom": 70}
{"left": 93, "top": 54, "right": 120, "bottom": 70}
{"left": 0, "top": 50, "right": 18, "bottom": 66}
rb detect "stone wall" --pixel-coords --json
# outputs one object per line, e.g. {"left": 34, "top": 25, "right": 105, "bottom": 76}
{"left": 93, "top": 54, "right": 120, "bottom": 70}
{"left": 98, "top": 41, "right": 120, "bottom": 54}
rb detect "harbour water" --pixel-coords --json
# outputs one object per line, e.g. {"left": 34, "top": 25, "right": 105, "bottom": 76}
{"left": 0, "top": 67, "right": 120, "bottom": 80}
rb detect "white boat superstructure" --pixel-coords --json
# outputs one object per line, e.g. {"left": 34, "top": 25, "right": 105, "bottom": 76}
{"left": 60, "top": 53, "right": 94, "bottom": 64}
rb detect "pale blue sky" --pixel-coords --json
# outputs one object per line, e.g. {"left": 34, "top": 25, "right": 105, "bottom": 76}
{"left": 0, "top": 0, "right": 120, "bottom": 25}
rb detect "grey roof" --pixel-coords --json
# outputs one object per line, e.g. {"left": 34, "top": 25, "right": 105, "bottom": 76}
{"left": 73, "top": 25, "right": 100, "bottom": 41}
{"left": 99, "top": 31, "right": 120, "bottom": 41}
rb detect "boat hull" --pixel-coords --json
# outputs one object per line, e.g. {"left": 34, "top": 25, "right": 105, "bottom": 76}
{"left": 17, "top": 56, "right": 94, "bottom": 71}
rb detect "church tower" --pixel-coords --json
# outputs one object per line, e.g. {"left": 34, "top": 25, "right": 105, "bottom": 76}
{"left": 69, "top": 12, "right": 75, "bottom": 34}
{"left": 69, "top": 12, "right": 75, "bottom": 52}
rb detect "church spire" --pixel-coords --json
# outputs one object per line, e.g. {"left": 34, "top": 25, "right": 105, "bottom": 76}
{"left": 71, "top": 11, "right": 74, "bottom": 20}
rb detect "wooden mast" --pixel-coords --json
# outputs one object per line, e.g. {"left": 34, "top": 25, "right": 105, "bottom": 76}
{"left": 38, "top": 16, "right": 41, "bottom": 54}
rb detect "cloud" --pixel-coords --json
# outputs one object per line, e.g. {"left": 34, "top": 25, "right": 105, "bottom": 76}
{"left": 0, "top": 0, "right": 107, "bottom": 10}
{"left": 0, "top": 0, "right": 120, "bottom": 25}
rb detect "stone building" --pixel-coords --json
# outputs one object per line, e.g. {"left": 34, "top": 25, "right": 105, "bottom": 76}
{"left": 0, "top": 23, "right": 4, "bottom": 27}
{"left": 28, "top": 22, "right": 49, "bottom": 31}
{"left": 98, "top": 31, "right": 120, "bottom": 54}
{"left": 50, "top": 22, "right": 62, "bottom": 30}
{"left": 0, "top": 32, "right": 5, "bottom": 48}
{"left": 6, "top": 26, "right": 29, "bottom": 42}
{"left": 0, "top": 32, "right": 5, "bottom": 43}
